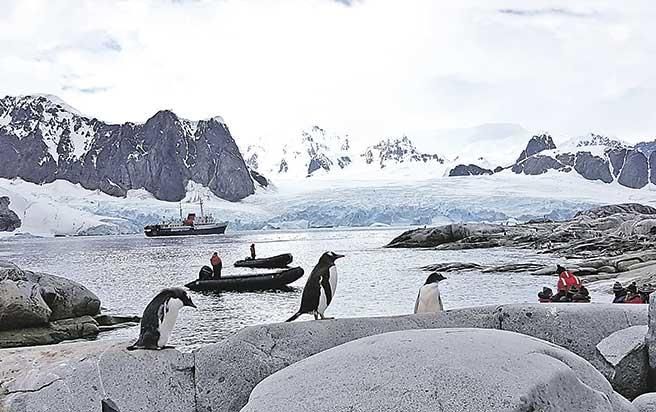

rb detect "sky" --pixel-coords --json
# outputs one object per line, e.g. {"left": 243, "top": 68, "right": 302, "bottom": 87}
{"left": 1, "top": 0, "right": 655, "bottom": 147}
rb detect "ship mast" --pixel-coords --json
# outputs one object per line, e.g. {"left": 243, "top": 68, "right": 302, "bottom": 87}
{"left": 179, "top": 203, "right": 183, "bottom": 221}
{"left": 200, "top": 198, "right": 205, "bottom": 219}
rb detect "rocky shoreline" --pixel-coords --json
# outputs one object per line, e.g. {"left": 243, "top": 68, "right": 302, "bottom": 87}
{"left": 0, "top": 303, "right": 653, "bottom": 411}
{"left": 0, "top": 261, "right": 138, "bottom": 349}
{"left": 387, "top": 203, "right": 656, "bottom": 298}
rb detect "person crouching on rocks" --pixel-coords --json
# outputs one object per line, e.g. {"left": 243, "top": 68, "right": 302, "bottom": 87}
{"left": 612, "top": 282, "right": 627, "bottom": 303}
{"left": 571, "top": 285, "right": 590, "bottom": 302}
{"left": 623, "top": 282, "right": 643, "bottom": 304}
{"left": 538, "top": 287, "right": 553, "bottom": 303}
{"left": 551, "top": 264, "right": 581, "bottom": 302}
{"left": 211, "top": 252, "right": 222, "bottom": 279}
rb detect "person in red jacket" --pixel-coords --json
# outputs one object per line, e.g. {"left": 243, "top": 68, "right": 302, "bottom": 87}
{"left": 210, "top": 252, "right": 222, "bottom": 279}
{"left": 551, "top": 264, "right": 581, "bottom": 302}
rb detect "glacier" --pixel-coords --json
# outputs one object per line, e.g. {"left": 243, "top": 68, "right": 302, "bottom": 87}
{"left": 1, "top": 169, "right": 654, "bottom": 237}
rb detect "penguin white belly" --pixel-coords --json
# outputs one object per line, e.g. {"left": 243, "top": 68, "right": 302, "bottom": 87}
{"left": 415, "top": 284, "right": 443, "bottom": 314}
{"left": 157, "top": 298, "right": 183, "bottom": 347}
{"left": 318, "top": 266, "right": 338, "bottom": 315}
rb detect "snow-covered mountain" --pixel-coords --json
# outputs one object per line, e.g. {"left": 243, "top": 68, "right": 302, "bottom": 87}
{"left": 0, "top": 94, "right": 254, "bottom": 202}
{"left": 245, "top": 127, "right": 446, "bottom": 179}
{"left": 506, "top": 133, "right": 656, "bottom": 189}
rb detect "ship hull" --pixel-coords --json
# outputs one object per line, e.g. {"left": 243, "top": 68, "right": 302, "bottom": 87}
{"left": 144, "top": 224, "right": 227, "bottom": 237}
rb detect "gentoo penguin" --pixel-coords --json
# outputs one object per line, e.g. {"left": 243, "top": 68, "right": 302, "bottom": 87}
{"left": 414, "top": 272, "right": 446, "bottom": 314}
{"left": 286, "top": 251, "right": 344, "bottom": 322}
{"left": 127, "top": 287, "right": 196, "bottom": 350}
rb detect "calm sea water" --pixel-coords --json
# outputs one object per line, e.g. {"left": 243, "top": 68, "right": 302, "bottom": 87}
{"left": 0, "top": 228, "right": 605, "bottom": 351}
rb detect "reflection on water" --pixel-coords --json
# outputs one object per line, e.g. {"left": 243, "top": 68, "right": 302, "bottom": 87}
{"left": 0, "top": 227, "right": 602, "bottom": 350}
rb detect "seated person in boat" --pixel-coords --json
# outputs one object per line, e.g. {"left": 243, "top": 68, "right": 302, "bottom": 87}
{"left": 211, "top": 252, "right": 222, "bottom": 279}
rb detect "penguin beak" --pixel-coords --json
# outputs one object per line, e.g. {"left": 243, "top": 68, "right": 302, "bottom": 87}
{"left": 186, "top": 300, "right": 197, "bottom": 309}
{"left": 333, "top": 253, "right": 345, "bottom": 259}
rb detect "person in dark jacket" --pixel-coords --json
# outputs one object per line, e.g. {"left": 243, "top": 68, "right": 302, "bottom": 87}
{"left": 612, "top": 282, "right": 627, "bottom": 303}
{"left": 250, "top": 243, "right": 256, "bottom": 260}
{"left": 210, "top": 252, "right": 222, "bottom": 279}
{"left": 538, "top": 287, "right": 553, "bottom": 303}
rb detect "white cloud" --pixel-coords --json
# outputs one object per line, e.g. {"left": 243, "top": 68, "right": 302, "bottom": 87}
{"left": 0, "top": 0, "right": 655, "bottom": 146}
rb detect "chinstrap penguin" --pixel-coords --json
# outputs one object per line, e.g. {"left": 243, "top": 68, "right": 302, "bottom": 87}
{"left": 414, "top": 272, "right": 446, "bottom": 314}
{"left": 286, "top": 251, "right": 344, "bottom": 322}
{"left": 127, "top": 287, "right": 196, "bottom": 350}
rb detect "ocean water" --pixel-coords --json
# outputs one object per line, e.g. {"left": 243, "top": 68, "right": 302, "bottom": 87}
{"left": 0, "top": 227, "right": 606, "bottom": 351}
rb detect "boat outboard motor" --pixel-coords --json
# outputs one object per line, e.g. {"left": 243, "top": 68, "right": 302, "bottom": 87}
{"left": 199, "top": 265, "right": 213, "bottom": 280}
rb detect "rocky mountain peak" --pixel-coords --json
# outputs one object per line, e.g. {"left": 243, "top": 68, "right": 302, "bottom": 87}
{"left": 0, "top": 94, "right": 254, "bottom": 202}
{"left": 362, "top": 135, "right": 444, "bottom": 168}
{"left": 515, "top": 133, "right": 556, "bottom": 164}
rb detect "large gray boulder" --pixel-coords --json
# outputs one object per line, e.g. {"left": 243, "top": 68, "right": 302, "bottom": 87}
{"left": 196, "top": 303, "right": 646, "bottom": 412}
{"left": 633, "top": 393, "right": 656, "bottom": 412}
{"left": 0, "top": 315, "right": 99, "bottom": 348}
{"left": 0, "top": 279, "right": 51, "bottom": 330}
{"left": 0, "top": 196, "right": 20, "bottom": 232}
{"left": 0, "top": 340, "right": 195, "bottom": 412}
{"left": 241, "top": 328, "right": 636, "bottom": 412}
{"left": 0, "top": 261, "right": 100, "bottom": 337}
{"left": 618, "top": 150, "right": 649, "bottom": 189}
{"left": 609, "top": 148, "right": 628, "bottom": 177}
{"left": 597, "top": 325, "right": 649, "bottom": 399}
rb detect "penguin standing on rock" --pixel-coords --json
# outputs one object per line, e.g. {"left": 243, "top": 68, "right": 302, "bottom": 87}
{"left": 286, "top": 251, "right": 345, "bottom": 322}
{"left": 414, "top": 272, "right": 446, "bottom": 314}
{"left": 127, "top": 287, "right": 197, "bottom": 350}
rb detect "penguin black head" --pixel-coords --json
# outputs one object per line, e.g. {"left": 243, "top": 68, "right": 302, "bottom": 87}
{"left": 425, "top": 272, "right": 446, "bottom": 284}
{"left": 321, "top": 251, "right": 345, "bottom": 264}
{"left": 161, "top": 287, "right": 197, "bottom": 308}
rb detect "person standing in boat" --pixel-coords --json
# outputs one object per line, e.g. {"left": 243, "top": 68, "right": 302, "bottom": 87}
{"left": 250, "top": 243, "right": 256, "bottom": 260}
{"left": 211, "top": 252, "right": 222, "bottom": 279}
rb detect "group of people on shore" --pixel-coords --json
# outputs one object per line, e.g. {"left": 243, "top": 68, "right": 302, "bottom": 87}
{"left": 612, "top": 281, "right": 655, "bottom": 304}
{"left": 538, "top": 264, "right": 655, "bottom": 304}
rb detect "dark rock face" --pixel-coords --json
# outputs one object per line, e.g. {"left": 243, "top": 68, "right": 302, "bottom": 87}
{"left": 0, "top": 96, "right": 254, "bottom": 202}
{"left": 515, "top": 134, "right": 556, "bottom": 164}
{"left": 448, "top": 164, "right": 493, "bottom": 176}
{"left": 574, "top": 152, "right": 613, "bottom": 183}
{"left": 362, "top": 136, "right": 444, "bottom": 168}
{"left": 493, "top": 166, "right": 504, "bottom": 173}
{"left": 511, "top": 155, "right": 565, "bottom": 175}
{"left": 249, "top": 169, "right": 269, "bottom": 188}
{"left": 618, "top": 150, "right": 649, "bottom": 189}
{"left": 0, "top": 196, "right": 20, "bottom": 232}
{"left": 608, "top": 148, "right": 628, "bottom": 177}
{"left": 555, "top": 153, "right": 575, "bottom": 166}
{"left": 650, "top": 152, "right": 656, "bottom": 185}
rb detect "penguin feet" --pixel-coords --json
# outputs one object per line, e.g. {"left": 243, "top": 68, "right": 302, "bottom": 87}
{"left": 159, "top": 345, "right": 176, "bottom": 350}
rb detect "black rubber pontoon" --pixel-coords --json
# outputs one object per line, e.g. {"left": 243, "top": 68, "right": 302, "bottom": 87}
{"left": 185, "top": 266, "right": 304, "bottom": 292}
{"left": 233, "top": 253, "right": 293, "bottom": 269}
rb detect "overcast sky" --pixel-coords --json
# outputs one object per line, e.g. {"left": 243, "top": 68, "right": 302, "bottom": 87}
{"left": 1, "top": 0, "right": 655, "bottom": 146}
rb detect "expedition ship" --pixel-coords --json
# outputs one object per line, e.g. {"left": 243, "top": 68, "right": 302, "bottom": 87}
{"left": 144, "top": 200, "right": 227, "bottom": 237}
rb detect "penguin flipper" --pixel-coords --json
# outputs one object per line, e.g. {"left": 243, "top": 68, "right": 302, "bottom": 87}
{"left": 285, "top": 312, "right": 302, "bottom": 322}
{"left": 102, "top": 398, "right": 121, "bottom": 412}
